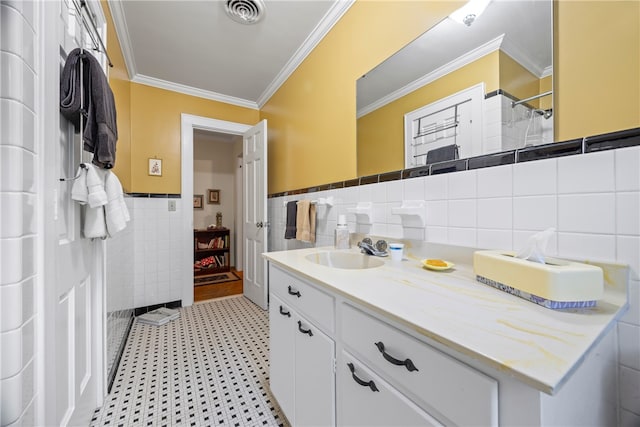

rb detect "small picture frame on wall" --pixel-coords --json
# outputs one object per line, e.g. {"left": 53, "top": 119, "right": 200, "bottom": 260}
{"left": 208, "top": 189, "right": 220, "bottom": 204}
{"left": 193, "top": 194, "right": 204, "bottom": 209}
{"left": 148, "top": 158, "right": 162, "bottom": 176}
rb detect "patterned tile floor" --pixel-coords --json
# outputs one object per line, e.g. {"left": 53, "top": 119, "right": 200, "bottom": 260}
{"left": 91, "top": 296, "right": 289, "bottom": 427}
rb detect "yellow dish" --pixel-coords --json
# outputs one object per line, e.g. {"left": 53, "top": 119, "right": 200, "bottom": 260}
{"left": 422, "top": 259, "right": 455, "bottom": 271}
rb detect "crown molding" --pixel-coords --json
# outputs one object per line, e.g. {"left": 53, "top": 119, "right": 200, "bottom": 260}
{"left": 357, "top": 34, "right": 505, "bottom": 118}
{"left": 541, "top": 65, "right": 553, "bottom": 78}
{"left": 108, "top": 0, "right": 353, "bottom": 110}
{"left": 132, "top": 74, "right": 259, "bottom": 110}
{"left": 107, "top": 0, "right": 136, "bottom": 79}
{"left": 256, "top": 0, "right": 355, "bottom": 108}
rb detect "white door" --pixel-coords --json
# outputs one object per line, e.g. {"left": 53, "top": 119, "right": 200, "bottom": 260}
{"left": 242, "top": 120, "right": 268, "bottom": 309}
{"left": 41, "top": 1, "right": 105, "bottom": 424}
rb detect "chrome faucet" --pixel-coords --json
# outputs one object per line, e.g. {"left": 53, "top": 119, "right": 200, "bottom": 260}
{"left": 357, "top": 237, "right": 388, "bottom": 257}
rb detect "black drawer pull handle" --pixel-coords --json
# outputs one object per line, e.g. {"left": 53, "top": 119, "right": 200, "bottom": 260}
{"left": 279, "top": 306, "right": 291, "bottom": 317}
{"left": 347, "top": 363, "right": 379, "bottom": 392}
{"left": 288, "top": 286, "right": 301, "bottom": 298}
{"left": 375, "top": 341, "right": 419, "bottom": 372}
{"left": 297, "top": 321, "right": 313, "bottom": 337}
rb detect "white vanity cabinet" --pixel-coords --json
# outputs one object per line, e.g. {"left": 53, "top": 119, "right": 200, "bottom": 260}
{"left": 268, "top": 264, "right": 336, "bottom": 427}
{"left": 266, "top": 253, "right": 622, "bottom": 427}
{"left": 339, "top": 303, "right": 498, "bottom": 426}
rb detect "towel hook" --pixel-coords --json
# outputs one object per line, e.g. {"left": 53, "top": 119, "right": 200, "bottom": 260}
{"left": 60, "top": 163, "right": 87, "bottom": 182}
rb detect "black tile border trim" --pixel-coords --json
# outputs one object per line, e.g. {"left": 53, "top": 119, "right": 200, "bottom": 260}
{"left": 127, "top": 193, "right": 181, "bottom": 198}
{"left": 133, "top": 300, "right": 183, "bottom": 317}
{"left": 431, "top": 159, "right": 467, "bottom": 175}
{"left": 585, "top": 127, "right": 640, "bottom": 153}
{"left": 468, "top": 150, "right": 516, "bottom": 170}
{"left": 517, "top": 139, "right": 583, "bottom": 163}
{"left": 267, "top": 126, "right": 640, "bottom": 199}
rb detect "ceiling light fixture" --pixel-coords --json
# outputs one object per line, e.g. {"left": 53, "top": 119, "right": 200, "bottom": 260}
{"left": 225, "top": 0, "right": 265, "bottom": 25}
{"left": 449, "top": 0, "right": 491, "bottom": 27}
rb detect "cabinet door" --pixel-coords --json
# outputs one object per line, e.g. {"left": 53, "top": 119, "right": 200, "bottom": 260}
{"left": 269, "top": 295, "right": 295, "bottom": 423}
{"left": 294, "top": 315, "right": 336, "bottom": 427}
{"left": 337, "top": 351, "right": 443, "bottom": 427}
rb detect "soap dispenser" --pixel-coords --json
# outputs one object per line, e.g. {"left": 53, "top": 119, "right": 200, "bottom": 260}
{"left": 335, "top": 214, "right": 350, "bottom": 249}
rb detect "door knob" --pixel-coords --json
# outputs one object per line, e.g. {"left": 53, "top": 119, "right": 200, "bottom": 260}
{"left": 256, "top": 221, "right": 263, "bottom": 228}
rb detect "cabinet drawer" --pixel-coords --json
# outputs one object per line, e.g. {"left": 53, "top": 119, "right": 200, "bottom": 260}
{"left": 338, "top": 351, "right": 442, "bottom": 427}
{"left": 341, "top": 303, "right": 498, "bottom": 427}
{"left": 269, "top": 264, "right": 334, "bottom": 333}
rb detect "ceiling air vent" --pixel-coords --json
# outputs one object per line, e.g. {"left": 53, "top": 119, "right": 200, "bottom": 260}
{"left": 225, "top": 0, "right": 265, "bottom": 25}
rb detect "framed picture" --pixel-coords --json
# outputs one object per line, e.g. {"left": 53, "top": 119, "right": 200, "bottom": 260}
{"left": 148, "top": 158, "right": 162, "bottom": 176}
{"left": 193, "top": 194, "right": 204, "bottom": 209}
{"left": 208, "top": 189, "right": 220, "bottom": 204}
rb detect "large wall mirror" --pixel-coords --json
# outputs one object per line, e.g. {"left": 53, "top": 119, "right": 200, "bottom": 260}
{"left": 357, "top": 0, "right": 553, "bottom": 177}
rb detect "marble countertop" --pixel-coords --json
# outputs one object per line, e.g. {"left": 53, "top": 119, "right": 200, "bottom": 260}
{"left": 263, "top": 244, "right": 628, "bottom": 395}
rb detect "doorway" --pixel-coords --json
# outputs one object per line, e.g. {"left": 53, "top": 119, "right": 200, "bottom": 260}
{"left": 192, "top": 129, "right": 243, "bottom": 302}
{"left": 180, "top": 115, "right": 251, "bottom": 306}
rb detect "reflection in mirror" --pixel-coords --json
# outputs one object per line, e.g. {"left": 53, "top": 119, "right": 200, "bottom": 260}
{"left": 357, "top": 0, "right": 552, "bottom": 176}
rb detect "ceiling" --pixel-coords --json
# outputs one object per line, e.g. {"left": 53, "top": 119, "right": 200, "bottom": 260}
{"left": 107, "top": 1, "right": 551, "bottom": 115}
{"left": 108, "top": 0, "right": 351, "bottom": 110}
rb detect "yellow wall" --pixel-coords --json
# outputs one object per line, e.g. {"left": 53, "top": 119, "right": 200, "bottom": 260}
{"left": 261, "top": 1, "right": 464, "bottom": 193}
{"left": 555, "top": 1, "right": 639, "bottom": 141}
{"left": 103, "top": 3, "right": 259, "bottom": 194}
{"left": 498, "top": 51, "right": 540, "bottom": 107}
{"left": 356, "top": 49, "right": 553, "bottom": 176}
{"left": 105, "top": 0, "right": 639, "bottom": 195}
{"left": 357, "top": 51, "right": 499, "bottom": 176}
{"left": 129, "top": 84, "right": 258, "bottom": 193}
{"left": 102, "top": 0, "right": 131, "bottom": 191}
{"left": 539, "top": 75, "right": 552, "bottom": 111}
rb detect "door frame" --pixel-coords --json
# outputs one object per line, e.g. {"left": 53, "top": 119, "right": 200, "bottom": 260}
{"left": 180, "top": 114, "right": 251, "bottom": 306}
{"left": 235, "top": 155, "right": 244, "bottom": 271}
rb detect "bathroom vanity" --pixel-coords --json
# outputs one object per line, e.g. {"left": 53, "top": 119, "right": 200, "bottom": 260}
{"left": 264, "top": 245, "right": 628, "bottom": 426}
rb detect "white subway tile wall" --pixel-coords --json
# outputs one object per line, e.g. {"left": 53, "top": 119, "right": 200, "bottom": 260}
{"left": 558, "top": 150, "right": 616, "bottom": 194}
{"left": 477, "top": 164, "right": 512, "bottom": 198}
{"left": 558, "top": 193, "right": 616, "bottom": 234}
{"left": 513, "top": 157, "right": 557, "bottom": 196}
{"left": 105, "top": 197, "right": 135, "bottom": 377}
{"left": 130, "top": 197, "right": 184, "bottom": 307}
{"left": 616, "top": 146, "right": 640, "bottom": 192}
{"left": 268, "top": 145, "right": 640, "bottom": 419}
{"left": 617, "top": 192, "right": 640, "bottom": 235}
{"left": 513, "top": 195, "right": 557, "bottom": 231}
{"left": 0, "top": 1, "right": 38, "bottom": 425}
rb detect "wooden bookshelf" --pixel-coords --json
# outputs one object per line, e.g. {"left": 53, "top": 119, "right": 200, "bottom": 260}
{"left": 194, "top": 228, "right": 230, "bottom": 275}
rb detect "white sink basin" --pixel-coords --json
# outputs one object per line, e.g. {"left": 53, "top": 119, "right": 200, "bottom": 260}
{"left": 305, "top": 251, "right": 385, "bottom": 269}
